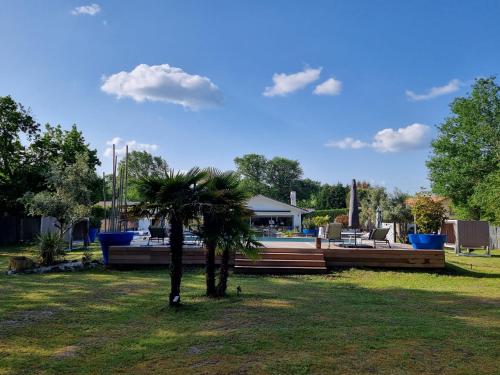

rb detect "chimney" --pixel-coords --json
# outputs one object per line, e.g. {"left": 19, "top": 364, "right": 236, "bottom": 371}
{"left": 290, "top": 191, "right": 297, "bottom": 206}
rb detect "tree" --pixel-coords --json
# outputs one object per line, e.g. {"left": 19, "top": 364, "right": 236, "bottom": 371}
{"left": 23, "top": 154, "right": 98, "bottom": 241}
{"left": 382, "top": 189, "right": 413, "bottom": 242}
{"left": 234, "top": 154, "right": 268, "bottom": 182}
{"left": 137, "top": 168, "right": 207, "bottom": 306}
{"left": 359, "top": 186, "right": 388, "bottom": 231}
{"left": 293, "top": 178, "right": 321, "bottom": 206}
{"left": 316, "top": 183, "right": 348, "bottom": 210}
{"left": 197, "top": 169, "right": 249, "bottom": 297}
{"left": 214, "top": 212, "right": 260, "bottom": 297}
{"left": 234, "top": 154, "right": 269, "bottom": 196}
{"left": 470, "top": 168, "right": 500, "bottom": 225}
{"left": 427, "top": 77, "right": 500, "bottom": 220}
{"left": 0, "top": 96, "right": 40, "bottom": 214}
{"left": 29, "top": 124, "right": 100, "bottom": 169}
{"left": 235, "top": 154, "right": 304, "bottom": 202}
{"left": 120, "top": 150, "right": 169, "bottom": 180}
{"left": 265, "top": 157, "right": 303, "bottom": 202}
{"left": 119, "top": 150, "right": 169, "bottom": 201}
{"left": 411, "top": 192, "right": 447, "bottom": 234}
{"left": 0, "top": 97, "right": 102, "bottom": 215}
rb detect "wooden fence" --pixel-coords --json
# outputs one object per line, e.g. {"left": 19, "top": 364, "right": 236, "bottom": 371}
{"left": 490, "top": 226, "right": 500, "bottom": 250}
{"left": 0, "top": 216, "right": 41, "bottom": 245}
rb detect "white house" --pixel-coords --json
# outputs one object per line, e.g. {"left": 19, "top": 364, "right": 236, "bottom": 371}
{"left": 246, "top": 194, "right": 309, "bottom": 230}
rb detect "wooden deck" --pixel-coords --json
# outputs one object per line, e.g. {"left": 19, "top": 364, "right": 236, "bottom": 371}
{"left": 109, "top": 242, "right": 445, "bottom": 271}
{"left": 108, "top": 246, "right": 234, "bottom": 266}
{"left": 324, "top": 246, "right": 445, "bottom": 268}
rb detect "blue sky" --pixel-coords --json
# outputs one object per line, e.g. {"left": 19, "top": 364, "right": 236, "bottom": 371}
{"left": 1, "top": 1, "right": 499, "bottom": 193}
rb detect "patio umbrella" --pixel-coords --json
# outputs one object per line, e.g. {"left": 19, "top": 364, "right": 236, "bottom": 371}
{"left": 376, "top": 206, "right": 382, "bottom": 228}
{"left": 348, "top": 179, "right": 360, "bottom": 245}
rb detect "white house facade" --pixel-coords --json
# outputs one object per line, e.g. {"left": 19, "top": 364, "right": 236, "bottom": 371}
{"left": 246, "top": 194, "right": 309, "bottom": 231}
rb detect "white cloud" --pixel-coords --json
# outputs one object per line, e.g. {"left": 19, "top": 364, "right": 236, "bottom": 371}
{"left": 71, "top": 3, "right": 101, "bottom": 16}
{"left": 313, "top": 77, "right": 342, "bottom": 96}
{"left": 101, "top": 64, "right": 223, "bottom": 110}
{"left": 405, "top": 79, "right": 461, "bottom": 101}
{"left": 325, "top": 137, "right": 369, "bottom": 149}
{"left": 325, "top": 123, "right": 431, "bottom": 153}
{"left": 372, "top": 123, "right": 431, "bottom": 152}
{"left": 263, "top": 67, "right": 322, "bottom": 97}
{"left": 104, "top": 137, "right": 159, "bottom": 158}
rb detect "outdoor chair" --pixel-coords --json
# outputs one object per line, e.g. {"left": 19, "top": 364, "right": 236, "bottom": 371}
{"left": 148, "top": 226, "right": 167, "bottom": 245}
{"left": 362, "top": 227, "right": 391, "bottom": 248}
{"left": 326, "top": 223, "right": 344, "bottom": 248}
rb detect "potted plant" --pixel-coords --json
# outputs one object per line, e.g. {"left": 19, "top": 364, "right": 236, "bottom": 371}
{"left": 408, "top": 193, "right": 447, "bottom": 250}
{"left": 98, "top": 145, "right": 134, "bottom": 265}
{"left": 89, "top": 205, "right": 105, "bottom": 243}
{"left": 302, "top": 217, "right": 317, "bottom": 236}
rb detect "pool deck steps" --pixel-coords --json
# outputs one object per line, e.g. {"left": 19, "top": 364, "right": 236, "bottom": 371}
{"left": 234, "top": 247, "right": 328, "bottom": 274}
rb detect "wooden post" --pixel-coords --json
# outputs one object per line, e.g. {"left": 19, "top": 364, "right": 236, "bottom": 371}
{"left": 124, "top": 145, "right": 129, "bottom": 231}
{"left": 102, "top": 172, "right": 107, "bottom": 232}
{"left": 111, "top": 145, "right": 117, "bottom": 232}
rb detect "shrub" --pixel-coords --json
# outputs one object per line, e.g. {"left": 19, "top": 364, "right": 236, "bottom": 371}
{"left": 304, "top": 209, "right": 349, "bottom": 221}
{"left": 334, "top": 214, "right": 349, "bottom": 228}
{"left": 302, "top": 217, "right": 316, "bottom": 229}
{"left": 280, "top": 230, "right": 297, "bottom": 237}
{"left": 38, "top": 232, "right": 65, "bottom": 265}
{"left": 89, "top": 205, "right": 105, "bottom": 229}
{"left": 312, "top": 215, "right": 330, "bottom": 227}
{"left": 411, "top": 193, "right": 447, "bottom": 234}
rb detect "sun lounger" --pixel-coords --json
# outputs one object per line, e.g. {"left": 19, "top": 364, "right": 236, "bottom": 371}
{"left": 362, "top": 227, "right": 391, "bottom": 248}
{"left": 326, "top": 223, "right": 344, "bottom": 248}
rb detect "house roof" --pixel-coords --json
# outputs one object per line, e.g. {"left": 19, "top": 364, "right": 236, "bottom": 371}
{"left": 246, "top": 194, "right": 310, "bottom": 214}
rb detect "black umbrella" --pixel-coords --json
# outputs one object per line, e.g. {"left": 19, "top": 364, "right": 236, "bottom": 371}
{"left": 349, "top": 179, "right": 360, "bottom": 245}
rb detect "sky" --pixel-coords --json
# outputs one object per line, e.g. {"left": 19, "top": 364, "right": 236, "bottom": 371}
{"left": 1, "top": 0, "right": 499, "bottom": 193}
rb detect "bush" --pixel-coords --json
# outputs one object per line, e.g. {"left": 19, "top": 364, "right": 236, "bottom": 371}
{"left": 334, "top": 214, "right": 349, "bottom": 228}
{"left": 411, "top": 193, "right": 447, "bottom": 234}
{"left": 89, "top": 205, "right": 105, "bottom": 229}
{"left": 302, "top": 217, "right": 316, "bottom": 229}
{"left": 312, "top": 215, "right": 330, "bottom": 227}
{"left": 305, "top": 209, "right": 349, "bottom": 221}
{"left": 38, "top": 232, "right": 65, "bottom": 265}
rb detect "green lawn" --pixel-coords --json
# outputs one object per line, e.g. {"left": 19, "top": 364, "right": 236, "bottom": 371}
{"left": 1, "top": 244, "right": 499, "bottom": 375}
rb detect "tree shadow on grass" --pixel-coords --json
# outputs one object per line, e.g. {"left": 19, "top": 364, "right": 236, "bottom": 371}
{"left": 2, "top": 268, "right": 500, "bottom": 374}
{"left": 327, "top": 262, "right": 500, "bottom": 279}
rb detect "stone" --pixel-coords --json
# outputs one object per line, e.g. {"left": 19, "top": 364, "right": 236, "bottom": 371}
{"left": 8, "top": 256, "right": 35, "bottom": 272}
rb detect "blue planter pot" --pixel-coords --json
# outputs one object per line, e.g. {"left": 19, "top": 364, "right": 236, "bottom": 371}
{"left": 98, "top": 232, "right": 134, "bottom": 265}
{"left": 408, "top": 234, "right": 447, "bottom": 250}
{"left": 302, "top": 229, "right": 317, "bottom": 236}
{"left": 89, "top": 227, "right": 99, "bottom": 243}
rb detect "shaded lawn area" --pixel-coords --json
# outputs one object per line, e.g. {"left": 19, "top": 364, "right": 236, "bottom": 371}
{"left": 1, "top": 244, "right": 499, "bottom": 374}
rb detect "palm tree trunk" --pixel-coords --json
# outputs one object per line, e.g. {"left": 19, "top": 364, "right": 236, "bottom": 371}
{"left": 216, "top": 246, "right": 230, "bottom": 297}
{"left": 205, "top": 240, "right": 217, "bottom": 297}
{"left": 169, "top": 216, "right": 184, "bottom": 306}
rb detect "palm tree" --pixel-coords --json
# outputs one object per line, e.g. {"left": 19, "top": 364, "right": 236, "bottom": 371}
{"left": 136, "top": 168, "right": 207, "bottom": 306}
{"left": 198, "top": 170, "right": 247, "bottom": 297}
{"left": 197, "top": 169, "right": 261, "bottom": 297}
{"left": 215, "top": 209, "right": 261, "bottom": 297}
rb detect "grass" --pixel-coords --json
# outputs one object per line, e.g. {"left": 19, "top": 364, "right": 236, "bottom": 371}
{"left": 1, "top": 244, "right": 499, "bottom": 374}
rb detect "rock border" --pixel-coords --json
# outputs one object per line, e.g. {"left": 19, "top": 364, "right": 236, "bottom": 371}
{"left": 6, "top": 259, "right": 103, "bottom": 275}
